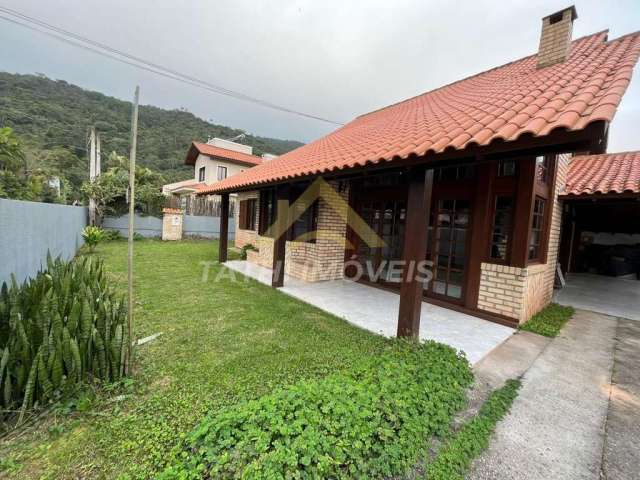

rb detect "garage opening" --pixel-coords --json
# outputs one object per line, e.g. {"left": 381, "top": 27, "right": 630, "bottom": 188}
{"left": 559, "top": 199, "right": 640, "bottom": 280}
{"left": 553, "top": 151, "right": 640, "bottom": 320}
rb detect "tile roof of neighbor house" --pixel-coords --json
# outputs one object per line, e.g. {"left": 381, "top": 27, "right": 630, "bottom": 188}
{"left": 199, "top": 30, "right": 640, "bottom": 195}
{"left": 185, "top": 142, "right": 263, "bottom": 167}
{"left": 563, "top": 151, "right": 640, "bottom": 196}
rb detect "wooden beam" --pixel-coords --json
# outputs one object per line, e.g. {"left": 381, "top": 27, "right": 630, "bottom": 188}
{"left": 272, "top": 185, "right": 290, "bottom": 287}
{"left": 511, "top": 157, "right": 536, "bottom": 267}
{"left": 397, "top": 167, "right": 433, "bottom": 338}
{"left": 219, "top": 193, "right": 229, "bottom": 263}
{"left": 465, "top": 158, "right": 495, "bottom": 308}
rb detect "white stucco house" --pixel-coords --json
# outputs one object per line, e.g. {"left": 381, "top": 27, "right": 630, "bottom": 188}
{"left": 162, "top": 138, "right": 269, "bottom": 199}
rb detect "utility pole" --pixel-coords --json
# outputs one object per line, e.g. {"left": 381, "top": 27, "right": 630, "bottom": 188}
{"left": 127, "top": 86, "right": 140, "bottom": 374}
{"left": 96, "top": 132, "right": 101, "bottom": 179}
{"left": 88, "top": 127, "right": 97, "bottom": 225}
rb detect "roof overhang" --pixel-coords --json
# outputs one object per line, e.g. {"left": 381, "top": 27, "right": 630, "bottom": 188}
{"left": 200, "top": 121, "right": 608, "bottom": 195}
{"left": 184, "top": 142, "right": 262, "bottom": 167}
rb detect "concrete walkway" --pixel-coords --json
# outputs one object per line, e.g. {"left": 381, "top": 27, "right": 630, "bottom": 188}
{"left": 469, "top": 310, "right": 618, "bottom": 480}
{"left": 223, "top": 260, "right": 514, "bottom": 364}
{"left": 601, "top": 318, "right": 640, "bottom": 480}
{"left": 554, "top": 273, "right": 640, "bottom": 321}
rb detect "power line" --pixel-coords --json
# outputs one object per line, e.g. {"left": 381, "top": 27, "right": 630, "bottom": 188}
{"left": 0, "top": 6, "right": 344, "bottom": 126}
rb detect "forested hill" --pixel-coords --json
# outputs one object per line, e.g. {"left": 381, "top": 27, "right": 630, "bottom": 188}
{"left": 0, "top": 72, "right": 304, "bottom": 181}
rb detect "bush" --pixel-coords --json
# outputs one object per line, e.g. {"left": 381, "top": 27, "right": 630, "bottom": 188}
{"left": 81, "top": 225, "right": 105, "bottom": 252}
{"left": 520, "top": 303, "right": 574, "bottom": 337}
{"left": 239, "top": 243, "right": 257, "bottom": 260}
{"left": 102, "top": 229, "right": 123, "bottom": 241}
{"left": 159, "top": 341, "right": 473, "bottom": 479}
{"left": 0, "top": 255, "right": 129, "bottom": 424}
{"left": 425, "top": 379, "right": 521, "bottom": 480}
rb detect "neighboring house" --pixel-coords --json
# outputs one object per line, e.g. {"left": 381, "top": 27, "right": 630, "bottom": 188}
{"left": 162, "top": 137, "right": 265, "bottom": 201}
{"left": 200, "top": 6, "right": 640, "bottom": 337}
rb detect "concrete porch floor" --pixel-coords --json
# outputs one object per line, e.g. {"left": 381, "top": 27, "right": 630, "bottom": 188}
{"left": 554, "top": 273, "right": 640, "bottom": 321}
{"left": 224, "top": 260, "right": 514, "bottom": 364}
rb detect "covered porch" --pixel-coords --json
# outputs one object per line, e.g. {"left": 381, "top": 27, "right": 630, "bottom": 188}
{"left": 224, "top": 260, "right": 514, "bottom": 364}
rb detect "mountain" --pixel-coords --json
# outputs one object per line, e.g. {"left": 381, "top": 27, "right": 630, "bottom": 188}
{"left": 0, "top": 72, "right": 304, "bottom": 186}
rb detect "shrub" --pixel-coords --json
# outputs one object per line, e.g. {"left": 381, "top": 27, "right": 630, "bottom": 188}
{"left": 102, "top": 229, "right": 123, "bottom": 241}
{"left": 520, "top": 303, "right": 574, "bottom": 337}
{"left": 0, "top": 255, "right": 129, "bottom": 424}
{"left": 81, "top": 225, "right": 105, "bottom": 252}
{"left": 239, "top": 243, "right": 257, "bottom": 260}
{"left": 424, "top": 379, "right": 521, "bottom": 480}
{"left": 159, "top": 341, "right": 473, "bottom": 479}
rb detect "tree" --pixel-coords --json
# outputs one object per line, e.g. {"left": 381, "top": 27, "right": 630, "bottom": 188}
{"left": 81, "top": 152, "right": 166, "bottom": 221}
{"left": 0, "top": 127, "right": 25, "bottom": 173}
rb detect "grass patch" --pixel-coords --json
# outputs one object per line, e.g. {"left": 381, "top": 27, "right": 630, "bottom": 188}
{"left": 0, "top": 240, "right": 389, "bottom": 479}
{"left": 519, "top": 303, "right": 575, "bottom": 337}
{"left": 424, "top": 378, "right": 521, "bottom": 480}
{"left": 160, "top": 341, "right": 472, "bottom": 479}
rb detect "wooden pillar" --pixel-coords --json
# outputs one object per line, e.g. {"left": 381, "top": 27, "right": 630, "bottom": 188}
{"left": 465, "top": 159, "right": 495, "bottom": 308}
{"left": 397, "top": 167, "right": 433, "bottom": 338}
{"left": 511, "top": 157, "right": 536, "bottom": 267}
{"left": 272, "top": 185, "right": 290, "bottom": 288}
{"left": 219, "top": 193, "right": 229, "bottom": 263}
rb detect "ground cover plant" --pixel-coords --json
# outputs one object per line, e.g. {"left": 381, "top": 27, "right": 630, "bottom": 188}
{"left": 0, "top": 255, "right": 128, "bottom": 425}
{"left": 160, "top": 341, "right": 473, "bottom": 479}
{"left": 425, "top": 378, "right": 522, "bottom": 480}
{"left": 520, "top": 303, "right": 575, "bottom": 337}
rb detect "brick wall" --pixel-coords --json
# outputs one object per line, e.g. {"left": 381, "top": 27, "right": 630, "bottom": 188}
{"left": 478, "top": 153, "right": 571, "bottom": 323}
{"left": 537, "top": 8, "right": 574, "bottom": 68}
{"left": 234, "top": 191, "right": 259, "bottom": 248}
{"left": 245, "top": 179, "right": 349, "bottom": 282}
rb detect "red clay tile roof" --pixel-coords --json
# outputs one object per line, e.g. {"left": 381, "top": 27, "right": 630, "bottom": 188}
{"left": 200, "top": 30, "right": 640, "bottom": 194}
{"left": 185, "top": 142, "right": 262, "bottom": 166}
{"left": 564, "top": 151, "right": 640, "bottom": 196}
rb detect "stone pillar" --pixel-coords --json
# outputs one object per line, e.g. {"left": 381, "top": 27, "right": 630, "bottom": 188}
{"left": 162, "top": 208, "right": 184, "bottom": 241}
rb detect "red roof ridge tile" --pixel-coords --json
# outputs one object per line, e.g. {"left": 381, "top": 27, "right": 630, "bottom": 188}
{"left": 357, "top": 30, "right": 613, "bottom": 122}
{"left": 199, "top": 29, "right": 640, "bottom": 195}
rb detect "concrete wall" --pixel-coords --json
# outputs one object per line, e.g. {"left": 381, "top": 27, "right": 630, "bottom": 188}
{"left": 0, "top": 198, "right": 87, "bottom": 284}
{"left": 103, "top": 214, "right": 235, "bottom": 239}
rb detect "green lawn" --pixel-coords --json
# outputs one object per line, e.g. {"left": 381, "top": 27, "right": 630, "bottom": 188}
{"left": 0, "top": 239, "right": 389, "bottom": 479}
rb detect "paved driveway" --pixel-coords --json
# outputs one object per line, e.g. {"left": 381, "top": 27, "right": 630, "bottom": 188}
{"left": 469, "top": 310, "right": 617, "bottom": 479}
{"left": 554, "top": 273, "right": 640, "bottom": 320}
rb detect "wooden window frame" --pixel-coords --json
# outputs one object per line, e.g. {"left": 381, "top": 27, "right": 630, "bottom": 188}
{"left": 287, "top": 183, "right": 319, "bottom": 243}
{"left": 217, "top": 165, "right": 228, "bottom": 181}
{"left": 528, "top": 196, "right": 546, "bottom": 262}
{"left": 258, "top": 189, "right": 277, "bottom": 237}
{"left": 238, "top": 198, "right": 257, "bottom": 231}
{"left": 488, "top": 195, "right": 515, "bottom": 264}
{"left": 198, "top": 166, "right": 206, "bottom": 182}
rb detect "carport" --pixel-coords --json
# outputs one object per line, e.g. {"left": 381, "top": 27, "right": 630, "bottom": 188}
{"left": 555, "top": 152, "right": 640, "bottom": 319}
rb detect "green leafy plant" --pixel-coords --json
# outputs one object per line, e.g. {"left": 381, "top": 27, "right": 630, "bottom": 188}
{"left": 159, "top": 341, "right": 473, "bottom": 479}
{"left": 239, "top": 243, "right": 257, "bottom": 260}
{"left": 520, "top": 303, "right": 574, "bottom": 337}
{"left": 0, "top": 254, "right": 129, "bottom": 424}
{"left": 102, "top": 229, "right": 123, "bottom": 241}
{"left": 425, "top": 379, "right": 521, "bottom": 480}
{"left": 81, "top": 226, "right": 105, "bottom": 252}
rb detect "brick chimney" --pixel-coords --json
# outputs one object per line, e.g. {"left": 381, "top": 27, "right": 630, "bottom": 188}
{"left": 537, "top": 6, "right": 578, "bottom": 69}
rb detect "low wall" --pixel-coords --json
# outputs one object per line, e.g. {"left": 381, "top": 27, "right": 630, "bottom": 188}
{"left": 0, "top": 198, "right": 87, "bottom": 284}
{"left": 103, "top": 214, "right": 235, "bottom": 240}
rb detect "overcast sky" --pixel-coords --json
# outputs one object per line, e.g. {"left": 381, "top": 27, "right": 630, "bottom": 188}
{"left": 1, "top": 0, "right": 639, "bottom": 150}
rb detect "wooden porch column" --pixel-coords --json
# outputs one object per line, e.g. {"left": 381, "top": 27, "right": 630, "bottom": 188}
{"left": 397, "top": 167, "right": 433, "bottom": 338}
{"left": 218, "top": 193, "right": 229, "bottom": 263}
{"left": 272, "top": 185, "right": 290, "bottom": 288}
